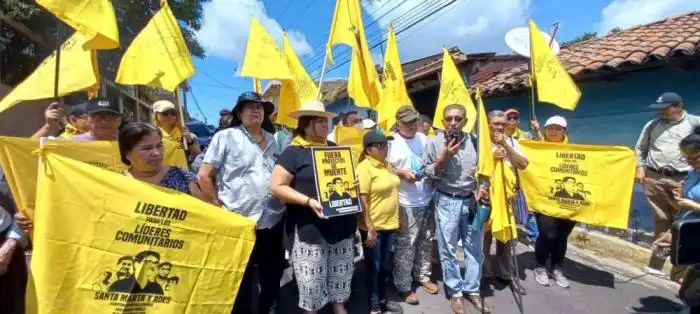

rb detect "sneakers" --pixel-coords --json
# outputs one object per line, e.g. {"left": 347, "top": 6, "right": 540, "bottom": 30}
{"left": 420, "top": 281, "right": 439, "bottom": 295}
{"left": 534, "top": 267, "right": 550, "bottom": 286}
{"left": 552, "top": 269, "right": 571, "bottom": 288}
{"left": 381, "top": 300, "right": 404, "bottom": 313}
{"left": 401, "top": 291, "right": 419, "bottom": 305}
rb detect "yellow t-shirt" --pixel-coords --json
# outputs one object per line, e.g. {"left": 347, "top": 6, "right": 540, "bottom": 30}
{"left": 357, "top": 156, "right": 401, "bottom": 231}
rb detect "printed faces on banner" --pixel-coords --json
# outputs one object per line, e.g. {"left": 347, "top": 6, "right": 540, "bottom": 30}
{"left": 311, "top": 147, "right": 361, "bottom": 218}
{"left": 30, "top": 154, "right": 254, "bottom": 314}
{"left": 518, "top": 141, "right": 636, "bottom": 229}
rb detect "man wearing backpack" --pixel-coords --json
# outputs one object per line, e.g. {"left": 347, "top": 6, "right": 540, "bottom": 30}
{"left": 635, "top": 92, "right": 700, "bottom": 277}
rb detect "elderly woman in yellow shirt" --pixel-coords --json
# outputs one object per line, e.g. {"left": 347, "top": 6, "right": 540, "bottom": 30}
{"left": 356, "top": 131, "right": 403, "bottom": 314}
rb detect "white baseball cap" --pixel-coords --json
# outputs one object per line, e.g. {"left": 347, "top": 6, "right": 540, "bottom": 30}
{"left": 544, "top": 115, "right": 567, "bottom": 128}
{"left": 361, "top": 119, "right": 377, "bottom": 129}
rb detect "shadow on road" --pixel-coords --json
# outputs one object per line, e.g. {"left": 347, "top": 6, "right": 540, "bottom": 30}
{"left": 630, "top": 295, "right": 684, "bottom": 313}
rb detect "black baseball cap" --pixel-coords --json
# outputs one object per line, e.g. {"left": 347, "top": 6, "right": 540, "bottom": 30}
{"left": 649, "top": 92, "right": 683, "bottom": 109}
{"left": 67, "top": 102, "right": 87, "bottom": 117}
{"left": 363, "top": 130, "right": 394, "bottom": 147}
{"left": 220, "top": 109, "right": 231, "bottom": 116}
{"left": 86, "top": 97, "right": 120, "bottom": 115}
{"left": 235, "top": 92, "right": 274, "bottom": 114}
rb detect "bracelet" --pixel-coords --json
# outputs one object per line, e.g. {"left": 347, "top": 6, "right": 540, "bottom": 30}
{"left": 305, "top": 197, "right": 311, "bottom": 207}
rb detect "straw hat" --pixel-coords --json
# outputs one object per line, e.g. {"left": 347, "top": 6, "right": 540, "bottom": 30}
{"left": 288, "top": 99, "right": 336, "bottom": 119}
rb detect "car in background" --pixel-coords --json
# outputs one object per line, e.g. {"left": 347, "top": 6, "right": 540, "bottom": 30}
{"left": 185, "top": 120, "right": 215, "bottom": 150}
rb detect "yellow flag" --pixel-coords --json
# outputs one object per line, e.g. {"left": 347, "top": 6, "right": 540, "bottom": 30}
{"left": 490, "top": 160, "right": 518, "bottom": 243}
{"left": 326, "top": 0, "right": 381, "bottom": 108}
{"left": 519, "top": 140, "right": 635, "bottom": 229}
{"left": 240, "top": 17, "right": 292, "bottom": 80}
{"left": 37, "top": 0, "right": 119, "bottom": 50}
{"left": 0, "top": 137, "right": 188, "bottom": 217}
{"left": 115, "top": 2, "right": 194, "bottom": 92}
{"left": 335, "top": 126, "right": 369, "bottom": 165}
{"left": 377, "top": 25, "right": 411, "bottom": 131}
{"left": 476, "top": 89, "right": 494, "bottom": 178}
{"left": 253, "top": 78, "right": 262, "bottom": 94}
{"left": 0, "top": 32, "right": 100, "bottom": 113}
{"left": 277, "top": 33, "right": 320, "bottom": 128}
{"left": 434, "top": 48, "right": 476, "bottom": 132}
{"left": 529, "top": 20, "right": 581, "bottom": 110}
{"left": 28, "top": 153, "right": 254, "bottom": 313}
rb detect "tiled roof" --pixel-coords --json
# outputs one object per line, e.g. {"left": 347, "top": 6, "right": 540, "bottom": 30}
{"left": 475, "top": 11, "right": 700, "bottom": 97}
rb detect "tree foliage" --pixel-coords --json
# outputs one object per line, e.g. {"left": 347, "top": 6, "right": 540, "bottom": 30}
{"left": 0, "top": 0, "right": 209, "bottom": 87}
{"left": 561, "top": 32, "right": 598, "bottom": 47}
{"left": 609, "top": 27, "right": 623, "bottom": 35}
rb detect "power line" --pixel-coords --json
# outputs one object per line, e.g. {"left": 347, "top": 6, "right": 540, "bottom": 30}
{"left": 311, "top": 0, "right": 457, "bottom": 79}
{"left": 187, "top": 85, "right": 208, "bottom": 123}
{"left": 287, "top": 0, "right": 319, "bottom": 29}
{"left": 300, "top": 0, "right": 407, "bottom": 65}
{"left": 194, "top": 67, "right": 244, "bottom": 90}
{"left": 304, "top": 0, "right": 442, "bottom": 72}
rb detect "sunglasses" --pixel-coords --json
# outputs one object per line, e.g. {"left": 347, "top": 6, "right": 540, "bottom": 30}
{"left": 507, "top": 115, "right": 519, "bottom": 121}
{"left": 445, "top": 115, "right": 464, "bottom": 123}
{"left": 161, "top": 110, "right": 178, "bottom": 117}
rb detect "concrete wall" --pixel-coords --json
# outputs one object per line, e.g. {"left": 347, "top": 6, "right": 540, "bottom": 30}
{"left": 0, "top": 84, "right": 52, "bottom": 137}
{"left": 483, "top": 67, "right": 700, "bottom": 232}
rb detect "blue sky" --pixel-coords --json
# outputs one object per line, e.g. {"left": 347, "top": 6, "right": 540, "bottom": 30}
{"left": 185, "top": 0, "right": 700, "bottom": 123}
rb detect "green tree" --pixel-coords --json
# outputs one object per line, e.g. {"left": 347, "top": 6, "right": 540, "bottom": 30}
{"left": 561, "top": 32, "right": 598, "bottom": 47}
{"left": 608, "top": 27, "right": 623, "bottom": 35}
{"left": 1, "top": 0, "right": 209, "bottom": 86}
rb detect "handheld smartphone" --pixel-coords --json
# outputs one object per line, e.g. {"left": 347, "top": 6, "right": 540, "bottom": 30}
{"left": 672, "top": 218, "right": 700, "bottom": 266}
{"left": 446, "top": 129, "right": 460, "bottom": 144}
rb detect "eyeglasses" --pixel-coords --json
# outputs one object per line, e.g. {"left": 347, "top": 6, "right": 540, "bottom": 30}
{"left": 445, "top": 115, "right": 464, "bottom": 123}
{"left": 161, "top": 110, "right": 178, "bottom": 117}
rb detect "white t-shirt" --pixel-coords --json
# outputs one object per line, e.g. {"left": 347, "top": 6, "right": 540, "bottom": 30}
{"left": 388, "top": 132, "right": 434, "bottom": 207}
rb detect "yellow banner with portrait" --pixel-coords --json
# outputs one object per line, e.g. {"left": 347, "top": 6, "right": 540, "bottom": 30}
{"left": 27, "top": 153, "right": 255, "bottom": 314}
{"left": 0, "top": 136, "right": 188, "bottom": 217}
{"left": 311, "top": 146, "right": 361, "bottom": 218}
{"left": 518, "top": 141, "right": 635, "bottom": 229}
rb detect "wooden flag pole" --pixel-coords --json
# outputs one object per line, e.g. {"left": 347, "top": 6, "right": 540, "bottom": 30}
{"left": 316, "top": 54, "right": 329, "bottom": 101}
{"left": 53, "top": 22, "right": 62, "bottom": 100}
{"left": 174, "top": 86, "right": 188, "bottom": 150}
{"left": 501, "top": 164, "right": 525, "bottom": 314}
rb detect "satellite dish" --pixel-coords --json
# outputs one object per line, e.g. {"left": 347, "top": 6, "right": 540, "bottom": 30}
{"left": 505, "top": 27, "right": 560, "bottom": 58}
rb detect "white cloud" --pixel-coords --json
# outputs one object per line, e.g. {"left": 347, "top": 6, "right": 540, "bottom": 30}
{"left": 364, "top": 0, "right": 531, "bottom": 60}
{"left": 596, "top": 0, "right": 700, "bottom": 34}
{"left": 197, "top": 0, "right": 313, "bottom": 63}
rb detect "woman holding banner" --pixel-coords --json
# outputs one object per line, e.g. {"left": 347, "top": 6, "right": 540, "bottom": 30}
{"left": 15, "top": 122, "right": 206, "bottom": 234}
{"left": 356, "top": 131, "right": 403, "bottom": 314}
{"left": 271, "top": 100, "right": 356, "bottom": 314}
{"left": 532, "top": 116, "right": 576, "bottom": 288}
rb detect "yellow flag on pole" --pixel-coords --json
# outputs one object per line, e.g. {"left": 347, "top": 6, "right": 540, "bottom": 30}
{"left": 240, "top": 17, "right": 292, "bottom": 81}
{"left": 529, "top": 20, "right": 581, "bottom": 110}
{"left": 115, "top": 2, "right": 194, "bottom": 92}
{"left": 335, "top": 126, "right": 369, "bottom": 165}
{"left": 28, "top": 153, "right": 254, "bottom": 313}
{"left": 277, "top": 33, "right": 319, "bottom": 128}
{"left": 476, "top": 89, "right": 494, "bottom": 178}
{"left": 0, "top": 32, "right": 100, "bottom": 113}
{"left": 434, "top": 48, "right": 476, "bottom": 132}
{"left": 36, "top": 0, "right": 119, "bottom": 50}
{"left": 519, "top": 141, "right": 635, "bottom": 228}
{"left": 490, "top": 160, "right": 518, "bottom": 243}
{"left": 377, "top": 25, "right": 411, "bottom": 131}
{"left": 326, "top": 0, "right": 381, "bottom": 108}
{"left": 0, "top": 137, "right": 188, "bottom": 217}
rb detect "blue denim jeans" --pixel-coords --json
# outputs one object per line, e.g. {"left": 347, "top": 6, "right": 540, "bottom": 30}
{"left": 526, "top": 213, "right": 539, "bottom": 242}
{"left": 361, "top": 230, "right": 395, "bottom": 311}
{"left": 434, "top": 192, "right": 490, "bottom": 297}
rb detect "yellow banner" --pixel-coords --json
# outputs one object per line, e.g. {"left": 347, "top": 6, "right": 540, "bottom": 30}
{"left": 277, "top": 33, "right": 319, "bottom": 128}
{"left": 311, "top": 147, "right": 360, "bottom": 218}
{"left": 37, "top": 0, "right": 119, "bottom": 50}
{"left": 519, "top": 140, "right": 635, "bottom": 229}
{"left": 377, "top": 25, "right": 411, "bottom": 131}
{"left": 0, "top": 137, "right": 188, "bottom": 217}
{"left": 240, "top": 17, "right": 291, "bottom": 81}
{"left": 334, "top": 126, "right": 368, "bottom": 166}
{"left": 28, "top": 153, "right": 254, "bottom": 313}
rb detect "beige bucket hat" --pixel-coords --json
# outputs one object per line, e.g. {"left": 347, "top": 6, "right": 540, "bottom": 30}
{"left": 288, "top": 99, "right": 336, "bottom": 119}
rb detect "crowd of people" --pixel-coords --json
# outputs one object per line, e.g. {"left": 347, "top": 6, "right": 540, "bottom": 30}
{"left": 0, "top": 90, "right": 699, "bottom": 314}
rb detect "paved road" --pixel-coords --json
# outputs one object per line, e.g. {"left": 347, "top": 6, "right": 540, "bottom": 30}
{"left": 276, "top": 243, "right": 684, "bottom": 314}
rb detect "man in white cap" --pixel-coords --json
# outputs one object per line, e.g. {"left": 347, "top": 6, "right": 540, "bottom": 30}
{"left": 152, "top": 100, "right": 200, "bottom": 158}
{"left": 635, "top": 92, "right": 700, "bottom": 277}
